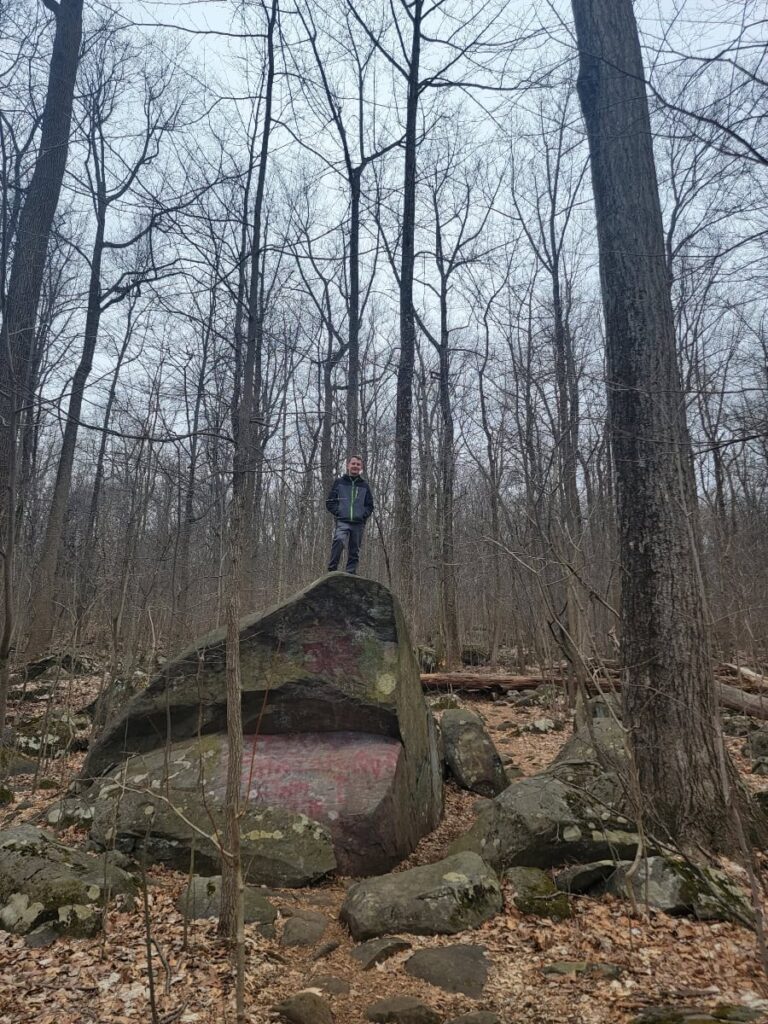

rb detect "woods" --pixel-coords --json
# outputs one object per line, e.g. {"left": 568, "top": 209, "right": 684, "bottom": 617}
{"left": 1, "top": 0, "right": 768, "bottom": 1020}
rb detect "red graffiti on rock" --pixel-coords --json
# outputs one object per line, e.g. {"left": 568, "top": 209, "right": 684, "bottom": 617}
{"left": 237, "top": 732, "right": 401, "bottom": 823}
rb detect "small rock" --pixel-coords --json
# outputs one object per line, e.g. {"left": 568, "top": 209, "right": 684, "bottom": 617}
{"left": 176, "top": 875, "right": 276, "bottom": 926}
{"left": 744, "top": 729, "right": 768, "bottom": 761}
{"left": 24, "top": 924, "right": 58, "bottom": 948}
{"left": 275, "top": 991, "right": 334, "bottom": 1024}
{"left": 57, "top": 903, "right": 101, "bottom": 938}
{"left": 554, "top": 860, "right": 620, "bottom": 893}
{"left": 506, "top": 866, "right": 572, "bottom": 920}
{"left": 305, "top": 974, "right": 350, "bottom": 996}
{"left": 405, "top": 945, "right": 489, "bottom": 997}
{"left": 712, "top": 1007, "right": 764, "bottom": 1022}
{"left": 312, "top": 940, "right": 341, "bottom": 960}
{"left": 340, "top": 852, "right": 502, "bottom": 940}
{"left": 281, "top": 910, "right": 329, "bottom": 947}
{"left": 365, "top": 996, "right": 442, "bottom": 1024}
{"left": 530, "top": 718, "right": 557, "bottom": 733}
{"left": 440, "top": 709, "right": 509, "bottom": 797}
{"left": 446, "top": 1014, "right": 500, "bottom": 1024}
{"left": 46, "top": 798, "right": 95, "bottom": 830}
{"left": 350, "top": 936, "right": 411, "bottom": 969}
{"left": 0, "top": 892, "right": 47, "bottom": 934}
{"left": 542, "top": 960, "right": 622, "bottom": 979}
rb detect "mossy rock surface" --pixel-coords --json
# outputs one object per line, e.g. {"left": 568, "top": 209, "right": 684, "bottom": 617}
{"left": 83, "top": 575, "right": 442, "bottom": 879}
{"left": 506, "top": 866, "right": 572, "bottom": 920}
{"left": 441, "top": 709, "right": 509, "bottom": 797}
{"left": 340, "top": 851, "right": 502, "bottom": 940}
{"left": 449, "top": 719, "right": 639, "bottom": 871}
{"left": 0, "top": 825, "right": 134, "bottom": 937}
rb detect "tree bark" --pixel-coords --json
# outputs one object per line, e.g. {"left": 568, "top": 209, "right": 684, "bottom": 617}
{"left": 393, "top": 0, "right": 423, "bottom": 609}
{"left": 571, "top": 0, "right": 743, "bottom": 852}
{"left": 0, "top": 0, "right": 84, "bottom": 736}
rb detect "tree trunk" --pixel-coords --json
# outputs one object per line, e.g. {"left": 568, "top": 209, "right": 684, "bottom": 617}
{"left": 571, "top": 0, "right": 743, "bottom": 852}
{"left": 26, "top": 210, "right": 105, "bottom": 657}
{"left": 393, "top": 0, "right": 423, "bottom": 609}
{"left": 0, "top": 0, "right": 84, "bottom": 735}
{"left": 347, "top": 169, "right": 361, "bottom": 455}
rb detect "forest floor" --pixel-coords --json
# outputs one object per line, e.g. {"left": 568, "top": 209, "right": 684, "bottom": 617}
{"left": 1, "top": 675, "right": 767, "bottom": 1024}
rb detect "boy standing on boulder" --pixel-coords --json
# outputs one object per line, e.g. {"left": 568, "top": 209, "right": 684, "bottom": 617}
{"left": 326, "top": 456, "right": 374, "bottom": 575}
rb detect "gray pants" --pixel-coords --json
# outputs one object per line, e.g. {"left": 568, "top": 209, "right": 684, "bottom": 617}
{"left": 328, "top": 521, "right": 365, "bottom": 574}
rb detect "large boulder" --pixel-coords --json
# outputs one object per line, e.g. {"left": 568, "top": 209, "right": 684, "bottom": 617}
{"left": 84, "top": 574, "right": 442, "bottom": 879}
{"left": 340, "top": 851, "right": 502, "bottom": 940}
{"left": 89, "top": 741, "right": 337, "bottom": 886}
{"left": 440, "top": 709, "right": 509, "bottom": 796}
{"left": 448, "top": 719, "right": 639, "bottom": 871}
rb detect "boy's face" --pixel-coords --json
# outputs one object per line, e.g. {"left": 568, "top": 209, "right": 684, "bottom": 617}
{"left": 347, "top": 457, "right": 363, "bottom": 476}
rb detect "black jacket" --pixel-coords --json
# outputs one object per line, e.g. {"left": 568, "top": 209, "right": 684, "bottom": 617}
{"left": 326, "top": 474, "right": 374, "bottom": 524}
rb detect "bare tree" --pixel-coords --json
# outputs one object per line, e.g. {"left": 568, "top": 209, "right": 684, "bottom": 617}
{"left": 0, "top": 0, "right": 83, "bottom": 737}
{"left": 571, "top": 0, "right": 752, "bottom": 851}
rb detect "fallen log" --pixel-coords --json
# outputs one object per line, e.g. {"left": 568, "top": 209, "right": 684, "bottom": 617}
{"left": 718, "top": 663, "right": 767, "bottom": 692}
{"left": 420, "top": 673, "right": 557, "bottom": 692}
{"left": 420, "top": 673, "right": 768, "bottom": 721}
{"left": 715, "top": 679, "right": 768, "bottom": 720}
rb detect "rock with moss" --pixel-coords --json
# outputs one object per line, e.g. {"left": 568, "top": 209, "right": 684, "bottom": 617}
{"left": 601, "top": 856, "right": 753, "bottom": 926}
{"left": 16, "top": 709, "right": 88, "bottom": 759}
{"left": 441, "top": 709, "right": 509, "bottom": 797}
{"left": 340, "top": 851, "right": 502, "bottom": 940}
{"left": 448, "top": 719, "right": 639, "bottom": 871}
{"left": 176, "top": 874, "right": 277, "bottom": 927}
{"left": 90, "top": 746, "right": 337, "bottom": 886}
{"left": 46, "top": 797, "right": 95, "bottom": 830}
{"left": 83, "top": 574, "right": 442, "bottom": 877}
{"left": 506, "top": 866, "right": 572, "bottom": 920}
{"left": 0, "top": 825, "right": 134, "bottom": 938}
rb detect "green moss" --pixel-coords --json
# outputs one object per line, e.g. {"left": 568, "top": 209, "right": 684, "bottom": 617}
{"left": 506, "top": 866, "right": 573, "bottom": 921}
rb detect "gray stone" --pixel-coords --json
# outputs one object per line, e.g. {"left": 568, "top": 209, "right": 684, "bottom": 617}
{"left": 90, "top": 753, "right": 337, "bottom": 887}
{"left": 0, "top": 826, "right": 134, "bottom": 927}
{"left": 350, "top": 936, "right": 411, "bottom": 969}
{"left": 176, "top": 875, "right": 276, "bottom": 926}
{"left": 83, "top": 575, "right": 442, "bottom": 878}
{"left": 711, "top": 1006, "right": 764, "bottom": 1022}
{"left": 340, "top": 852, "right": 502, "bottom": 940}
{"left": 554, "top": 860, "right": 621, "bottom": 893}
{"left": 366, "top": 996, "right": 442, "bottom": 1024}
{"left": 275, "top": 991, "right": 334, "bottom": 1024}
{"left": 46, "top": 798, "right": 95, "bottom": 830}
{"left": 440, "top": 710, "right": 509, "bottom": 797}
{"left": 505, "top": 866, "right": 572, "bottom": 920}
{"left": 24, "top": 924, "right": 58, "bottom": 948}
{"left": 56, "top": 903, "right": 101, "bottom": 938}
{"left": 601, "top": 857, "right": 753, "bottom": 925}
{"left": 744, "top": 728, "right": 768, "bottom": 761}
{"left": 448, "top": 719, "right": 640, "bottom": 871}
{"left": 542, "top": 960, "right": 622, "bottom": 979}
{"left": 405, "top": 944, "right": 489, "bottom": 997}
{"left": 0, "top": 892, "right": 47, "bottom": 934}
{"left": 312, "top": 939, "right": 341, "bottom": 960}
{"left": 281, "top": 910, "right": 329, "bottom": 947}
{"left": 446, "top": 1015, "right": 500, "bottom": 1024}
{"left": 305, "top": 974, "right": 350, "bottom": 996}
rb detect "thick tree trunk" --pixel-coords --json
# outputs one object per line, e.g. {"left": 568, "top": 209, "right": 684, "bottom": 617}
{"left": 0, "top": 0, "right": 84, "bottom": 735}
{"left": 393, "top": 0, "right": 423, "bottom": 609}
{"left": 571, "top": 0, "right": 742, "bottom": 852}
